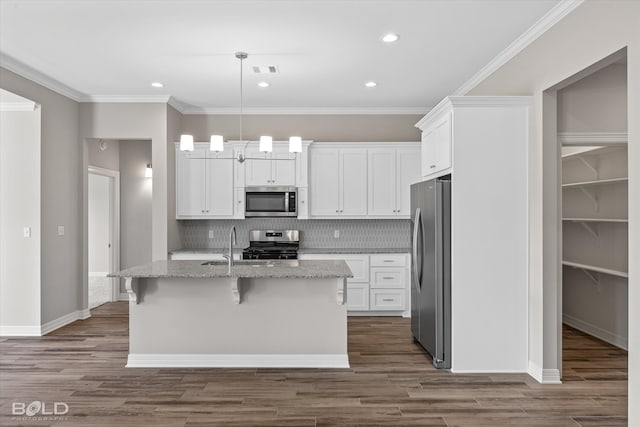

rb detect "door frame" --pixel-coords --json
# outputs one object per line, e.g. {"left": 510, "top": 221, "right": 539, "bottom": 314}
{"left": 88, "top": 166, "right": 120, "bottom": 302}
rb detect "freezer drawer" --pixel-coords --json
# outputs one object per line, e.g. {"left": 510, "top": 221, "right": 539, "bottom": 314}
{"left": 370, "top": 288, "right": 405, "bottom": 311}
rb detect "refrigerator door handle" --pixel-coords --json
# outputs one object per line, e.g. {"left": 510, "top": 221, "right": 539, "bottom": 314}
{"left": 412, "top": 208, "right": 423, "bottom": 291}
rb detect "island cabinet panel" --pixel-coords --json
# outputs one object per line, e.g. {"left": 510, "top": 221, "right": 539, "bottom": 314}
{"left": 175, "top": 143, "right": 234, "bottom": 219}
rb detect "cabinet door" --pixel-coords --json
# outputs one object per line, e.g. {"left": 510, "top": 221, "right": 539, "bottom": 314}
{"left": 176, "top": 148, "right": 207, "bottom": 217}
{"left": 433, "top": 112, "right": 452, "bottom": 172}
{"left": 346, "top": 283, "right": 369, "bottom": 311}
{"left": 244, "top": 145, "right": 273, "bottom": 185}
{"left": 205, "top": 156, "right": 234, "bottom": 216}
{"left": 271, "top": 152, "right": 296, "bottom": 185}
{"left": 368, "top": 150, "right": 397, "bottom": 216}
{"left": 421, "top": 127, "right": 437, "bottom": 177}
{"left": 340, "top": 150, "right": 368, "bottom": 216}
{"left": 310, "top": 150, "right": 340, "bottom": 216}
{"left": 396, "top": 148, "right": 421, "bottom": 215}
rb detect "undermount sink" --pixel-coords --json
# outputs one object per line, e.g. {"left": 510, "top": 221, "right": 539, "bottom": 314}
{"left": 200, "top": 260, "right": 299, "bottom": 268}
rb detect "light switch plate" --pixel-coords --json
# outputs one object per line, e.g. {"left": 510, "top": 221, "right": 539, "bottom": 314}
{"left": 23, "top": 227, "right": 31, "bottom": 238}
{"left": 334, "top": 230, "right": 339, "bottom": 239}
{"left": 208, "top": 230, "right": 214, "bottom": 239}
{"left": 57, "top": 226, "right": 65, "bottom": 236}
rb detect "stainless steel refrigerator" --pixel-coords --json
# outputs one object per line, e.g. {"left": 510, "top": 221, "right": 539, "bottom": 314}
{"left": 410, "top": 176, "right": 451, "bottom": 369}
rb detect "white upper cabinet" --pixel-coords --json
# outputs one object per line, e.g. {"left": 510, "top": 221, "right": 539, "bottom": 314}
{"left": 176, "top": 143, "right": 234, "bottom": 219}
{"left": 368, "top": 146, "right": 421, "bottom": 217}
{"left": 310, "top": 148, "right": 367, "bottom": 217}
{"left": 244, "top": 142, "right": 296, "bottom": 186}
{"left": 419, "top": 111, "right": 452, "bottom": 178}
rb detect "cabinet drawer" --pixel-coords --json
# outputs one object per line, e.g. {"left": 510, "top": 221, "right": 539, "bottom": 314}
{"left": 346, "top": 283, "right": 369, "bottom": 311}
{"left": 370, "top": 289, "right": 405, "bottom": 311}
{"left": 370, "top": 268, "right": 406, "bottom": 289}
{"left": 370, "top": 254, "right": 406, "bottom": 267}
{"left": 298, "top": 254, "right": 369, "bottom": 283}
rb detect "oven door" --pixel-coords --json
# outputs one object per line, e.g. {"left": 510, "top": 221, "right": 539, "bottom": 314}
{"left": 245, "top": 187, "right": 297, "bottom": 217}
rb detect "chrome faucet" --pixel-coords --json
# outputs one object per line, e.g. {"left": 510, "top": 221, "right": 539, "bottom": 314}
{"left": 223, "top": 226, "right": 237, "bottom": 273}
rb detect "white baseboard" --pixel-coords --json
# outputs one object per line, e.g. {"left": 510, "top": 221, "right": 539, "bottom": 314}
{"left": 527, "top": 360, "right": 562, "bottom": 384}
{"left": 563, "top": 314, "right": 628, "bottom": 350}
{"left": 348, "top": 311, "right": 404, "bottom": 317}
{"left": 126, "top": 353, "right": 350, "bottom": 369}
{"left": 0, "top": 325, "right": 41, "bottom": 336}
{"left": 41, "top": 309, "right": 92, "bottom": 335}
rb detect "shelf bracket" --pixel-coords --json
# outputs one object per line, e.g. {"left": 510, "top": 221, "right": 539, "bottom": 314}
{"left": 577, "top": 221, "right": 599, "bottom": 239}
{"left": 576, "top": 155, "right": 599, "bottom": 180}
{"left": 578, "top": 268, "right": 601, "bottom": 292}
{"left": 578, "top": 186, "right": 599, "bottom": 211}
{"left": 125, "top": 277, "right": 139, "bottom": 304}
{"left": 337, "top": 278, "right": 346, "bottom": 305}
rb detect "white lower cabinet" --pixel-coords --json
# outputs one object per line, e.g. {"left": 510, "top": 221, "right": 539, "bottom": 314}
{"left": 299, "top": 253, "right": 409, "bottom": 315}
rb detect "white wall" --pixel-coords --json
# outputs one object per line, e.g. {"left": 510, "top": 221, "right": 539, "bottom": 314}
{"left": 0, "top": 90, "right": 41, "bottom": 334}
{"left": 467, "top": 1, "right": 639, "bottom": 422}
{"left": 88, "top": 173, "right": 110, "bottom": 273}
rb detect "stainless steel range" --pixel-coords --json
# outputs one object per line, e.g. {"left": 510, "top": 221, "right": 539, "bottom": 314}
{"left": 242, "top": 230, "right": 299, "bottom": 260}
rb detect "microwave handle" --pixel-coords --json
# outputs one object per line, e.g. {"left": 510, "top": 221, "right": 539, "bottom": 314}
{"left": 284, "top": 192, "right": 290, "bottom": 213}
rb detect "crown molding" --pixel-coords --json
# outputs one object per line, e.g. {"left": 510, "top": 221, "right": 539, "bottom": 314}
{"left": 180, "top": 106, "right": 430, "bottom": 115}
{"left": 452, "top": 0, "right": 585, "bottom": 96}
{"left": 78, "top": 95, "right": 172, "bottom": 103}
{"left": 0, "top": 51, "right": 85, "bottom": 101}
{"left": 167, "top": 96, "right": 190, "bottom": 114}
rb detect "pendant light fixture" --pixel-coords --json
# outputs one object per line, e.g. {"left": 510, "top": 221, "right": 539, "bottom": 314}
{"left": 179, "top": 52, "right": 303, "bottom": 157}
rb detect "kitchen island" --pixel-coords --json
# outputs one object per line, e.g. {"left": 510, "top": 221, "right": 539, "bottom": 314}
{"left": 110, "top": 259, "right": 352, "bottom": 368}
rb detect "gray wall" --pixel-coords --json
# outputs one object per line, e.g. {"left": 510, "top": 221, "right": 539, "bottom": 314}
{"left": 180, "top": 114, "right": 421, "bottom": 142}
{"left": 557, "top": 63, "right": 627, "bottom": 133}
{"left": 0, "top": 92, "right": 41, "bottom": 330}
{"left": 87, "top": 138, "right": 120, "bottom": 170}
{"left": 120, "top": 140, "right": 153, "bottom": 274}
{"left": 167, "top": 106, "right": 182, "bottom": 251}
{"left": 0, "top": 67, "right": 82, "bottom": 325}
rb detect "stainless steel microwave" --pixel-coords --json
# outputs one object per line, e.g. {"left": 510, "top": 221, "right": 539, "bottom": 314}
{"left": 245, "top": 186, "right": 297, "bottom": 217}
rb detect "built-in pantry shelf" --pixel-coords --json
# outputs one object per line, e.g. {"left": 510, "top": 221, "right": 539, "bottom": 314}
{"left": 562, "top": 177, "right": 628, "bottom": 188}
{"left": 562, "top": 260, "right": 628, "bottom": 279}
{"left": 563, "top": 218, "right": 628, "bottom": 223}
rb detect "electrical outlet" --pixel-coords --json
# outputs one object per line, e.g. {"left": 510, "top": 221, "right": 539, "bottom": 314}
{"left": 57, "top": 226, "right": 65, "bottom": 236}
{"left": 208, "top": 230, "right": 214, "bottom": 239}
{"left": 334, "top": 230, "right": 339, "bottom": 239}
{"left": 23, "top": 227, "right": 31, "bottom": 238}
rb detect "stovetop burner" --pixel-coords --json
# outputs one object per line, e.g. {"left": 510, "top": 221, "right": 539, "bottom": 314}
{"left": 242, "top": 230, "right": 299, "bottom": 260}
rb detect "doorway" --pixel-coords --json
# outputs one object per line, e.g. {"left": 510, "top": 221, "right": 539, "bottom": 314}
{"left": 88, "top": 167, "right": 120, "bottom": 308}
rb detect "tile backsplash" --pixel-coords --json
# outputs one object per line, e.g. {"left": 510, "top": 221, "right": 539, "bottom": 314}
{"left": 179, "top": 218, "right": 410, "bottom": 249}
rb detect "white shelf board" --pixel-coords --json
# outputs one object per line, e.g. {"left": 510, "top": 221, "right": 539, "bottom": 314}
{"left": 563, "top": 218, "right": 628, "bottom": 223}
{"left": 562, "top": 177, "right": 628, "bottom": 188}
{"left": 562, "top": 261, "right": 628, "bottom": 278}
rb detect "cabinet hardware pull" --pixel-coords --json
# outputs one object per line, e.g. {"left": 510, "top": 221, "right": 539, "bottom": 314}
{"left": 383, "top": 260, "right": 393, "bottom": 262}
{"left": 383, "top": 277, "right": 394, "bottom": 280}
{"left": 382, "top": 298, "right": 394, "bottom": 302}
{"left": 430, "top": 165, "right": 436, "bottom": 168}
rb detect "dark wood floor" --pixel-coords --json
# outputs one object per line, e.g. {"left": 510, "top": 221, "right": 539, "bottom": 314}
{"left": 0, "top": 302, "right": 627, "bottom": 426}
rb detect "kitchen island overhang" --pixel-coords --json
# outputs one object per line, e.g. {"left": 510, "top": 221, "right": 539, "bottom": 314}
{"left": 110, "top": 260, "right": 352, "bottom": 369}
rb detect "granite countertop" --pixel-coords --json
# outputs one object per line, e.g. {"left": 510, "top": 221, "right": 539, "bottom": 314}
{"left": 170, "top": 247, "right": 411, "bottom": 255}
{"left": 110, "top": 260, "right": 353, "bottom": 279}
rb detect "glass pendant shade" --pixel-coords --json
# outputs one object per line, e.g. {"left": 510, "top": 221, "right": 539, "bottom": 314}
{"left": 289, "top": 136, "right": 302, "bottom": 153}
{"left": 210, "top": 135, "right": 224, "bottom": 152}
{"left": 259, "top": 136, "right": 273, "bottom": 152}
{"left": 179, "top": 134, "right": 194, "bottom": 151}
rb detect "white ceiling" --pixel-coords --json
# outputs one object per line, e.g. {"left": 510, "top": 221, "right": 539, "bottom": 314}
{"left": 0, "top": 0, "right": 562, "bottom": 114}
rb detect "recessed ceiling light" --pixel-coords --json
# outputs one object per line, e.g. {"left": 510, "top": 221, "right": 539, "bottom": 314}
{"left": 382, "top": 33, "right": 399, "bottom": 43}
{"left": 151, "top": 82, "right": 164, "bottom": 88}
{"left": 365, "top": 81, "right": 377, "bottom": 88}
{"left": 258, "top": 82, "right": 270, "bottom": 88}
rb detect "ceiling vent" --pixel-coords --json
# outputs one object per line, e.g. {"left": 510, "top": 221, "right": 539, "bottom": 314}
{"left": 252, "top": 65, "right": 279, "bottom": 74}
